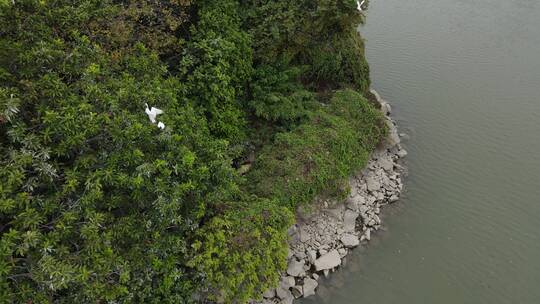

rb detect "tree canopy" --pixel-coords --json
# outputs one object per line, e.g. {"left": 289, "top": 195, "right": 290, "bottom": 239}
{"left": 0, "top": 0, "right": 383, "bottom": 302}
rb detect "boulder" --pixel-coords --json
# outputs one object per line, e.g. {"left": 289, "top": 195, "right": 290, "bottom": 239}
{"left": 397, "top": 148, "right": 408, "bottom": 158}
{"left": 280, "top": 298, "right": 293, "bottom": 304}
{"left": 299, "top": 228, "right": 311, "bottom": 242}
{"left": 262, "top": 288, "right": 275, "bottom": 299}
{"left": 291, "top": 285, "right": 303, "bottom": 298}
{"left": 314, "top": 250, "right": 341, "bottom": 271}
{"left": 287, "top": 259, "right": 305, "bottom": 277}
{"left": 340, "top": 234, "right": 360, "bottom": 248}
{"left": 276, "top": 286, "right": 292, "bottom": 300}
{"left": 386, "top": 119, "right": 400, "bottom": 146}
{"left": 366, "top": 176, "right": 381, "bottom": 192}
{"left": 307, "top": 250, "right": 317, "bottom": 264}
{"left": 280, "top": 276, "right": 296, "bottom": 289}
{"left": 379, "top": 157, "right": 394, "bottom": 172}
{"left": 302, "top": 278, "right": 318, "bottom": 298}
{"left": 343, "top": 209, "right": 359, "bottom": 232}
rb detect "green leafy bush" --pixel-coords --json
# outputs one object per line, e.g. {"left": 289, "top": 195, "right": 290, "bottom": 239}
{"left": 189, "top": 198, "right": 293, "bottom": 303}
{"left": 246, "top": 90, "right": 386, "bottom": 208}
{"left": 1, "top": 0, "right": 383, "bottom": 302}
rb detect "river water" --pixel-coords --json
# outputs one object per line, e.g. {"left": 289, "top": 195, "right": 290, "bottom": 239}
{"left": 301, "top": 0, "right": 540, "bottom": 303}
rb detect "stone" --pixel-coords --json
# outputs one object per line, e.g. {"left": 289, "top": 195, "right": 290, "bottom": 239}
{"left": 307, "top": 250, "right": 317, "bottom": 264}
{"left": 340, "top": 234, "right": 360, "bottom": 248}
{"left": 397, "top": 148, "right": 408, "bottom": 158}
{"left": 287, "top": 224, "right": 298, "bottom": 236}
{"left": 314, "top": 250, "right": 341, "bottom": 271}
{"left": 302, "top": 278, "right": 318, "bottom": 298}
{"left": 366, "top": 176, "right": 381, "bottom": 192}
{"left": 343, "top": 209, "right": 359, "bottom": 232}
{"left": 280, "top": 296, "right": 294, "bottom": 304}
{"left": 326, "top": 204, "right": 345, "bottom": 220}
{"left": 312, "top": 273, "right": 319, "bottom": 280}
{"left": 287, "top": 259, "right": 305, "bottom": 277}
{"left": 262, "top": 288, "right": 275, "bottom": 299}
{"left": 291, "top": 285, "right": 303, "bottom": 298}
{"left": 323, "top": 269, "right": 330, "bottom": 277}
{"left": 386, "top": 119, "right": 401, "bottom": 146}
{"left": 379, "top": 157, "right": 394, "bottom": 172}
{"left": 389, "top": 195, "right": 399, "bottom": 203}
{"left": 295, "top": 251, "right": 307, "bottom": 260}
{"left": 276, "top": 286, "right": 292, "bottom": 300}
{"left": 281, "top": 276, "right": 296, "bottom": 289}
{"left": 299, "top": 228, "right": 311, "bottom": 242}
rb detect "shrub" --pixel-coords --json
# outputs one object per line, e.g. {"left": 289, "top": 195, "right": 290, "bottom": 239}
{"left": 1, "top": 0, "right": 382, "bottom": 302}
{"left": 246, "top": 89, "right": 386, "bottom": 208}
{"left": 189, "top": 198, "right": 293, "bottom": 303}
{"left": 0, "top": 2, "right": 238, "bottom": 302}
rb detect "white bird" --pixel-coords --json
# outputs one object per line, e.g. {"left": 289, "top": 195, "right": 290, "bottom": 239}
{"left": 157, "top": 121, "right": 165, "bottom": 130}
{"left": 145, "top": 103, "right": 163, "bottom": 124}
{"left": 357, "top": 0, "right": 365, "bottom": 12}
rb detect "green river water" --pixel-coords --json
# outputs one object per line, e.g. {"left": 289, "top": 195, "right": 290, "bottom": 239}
{"left": 301, "top": 0, "right": 540, "bottom": 303}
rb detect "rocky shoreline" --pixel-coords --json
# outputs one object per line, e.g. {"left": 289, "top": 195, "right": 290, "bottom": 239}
{"left": 256, "top": 90, "right": 407, "bottom": 304}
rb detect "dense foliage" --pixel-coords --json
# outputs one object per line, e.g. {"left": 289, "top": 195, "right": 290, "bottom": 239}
{"left": 0, "top": 0, "right": 383, "bottom": 302}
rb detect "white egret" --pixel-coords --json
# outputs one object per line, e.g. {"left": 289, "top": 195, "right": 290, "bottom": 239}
{"left": 357, "top": 0, "right": 366, "bottom": 12}
{"left": 157, "top": 121, "right": 165, "bottom": 130}
{"left": 145, "top": 103, "right": 163, "bottom": 124}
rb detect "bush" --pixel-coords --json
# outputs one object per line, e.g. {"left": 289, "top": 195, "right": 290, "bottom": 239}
{"left": 1, "top": 0, "right": 382, "bottom": 302}
{"left": 189, "top": 198, "right": 293, "bottom": 303}
{"left": 0, "top": 2, "right": 238, "bottom": 302}
{"left": 249, "top": 63, "right": 317, "bottom": 123}
{"left": 246, "top": 90, "right": 386, "bottom": 208}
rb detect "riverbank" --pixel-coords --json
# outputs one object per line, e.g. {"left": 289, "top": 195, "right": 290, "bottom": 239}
{"left": 257, "top": 91, "right": 407, "bottom": 303}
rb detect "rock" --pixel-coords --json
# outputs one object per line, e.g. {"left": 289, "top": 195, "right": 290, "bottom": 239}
{"left": 382, "top": 102, "right": 392, "bottom": 115}
{"left": 366, "top": 176, "right": 381, "bottom": 192}
{"left": 299, "top": 228, "right": 311, "bottom": 242}
{"left": 281, "top": 276, "right": 296, "bottom": 289}
{"left": 326, "top": 204, "right": 344, "bottom": 220}
{"left": 307, "top": 250, "right": 317, "bottom": 264}
{"left": 340, "top": 234, "right": 360, "bottom": 248}
{"left": 295, "top": 251, "right": 307, "bottom": 260}
{"left": 312, "top": 273, "right": 319, "bottom": 280}
{"left": 287, "top": 224, "right": 298, "bottom": 236}
{"left": 364, "top": 229, "right": 371, "bottom": 241}
{"left": 262, "top": 288, "right": 275, "bottom": 299}
{"left": 323, "top": 269, "right": 330, "bottom": 277}
{"left": 397, "top": 148, "right": 408, "bottom": 158}
{"left": 302, "top": 278, "right": 318, "bottom": 298}
{"left": 389, "top": 195, "right": 399, "bottom": 203}
{"left": 314, "top": 250, "right": 341, "bottom": 271}
{"left": 343, "top": 209, "right": 359, "bottom": 232}
{"left": 276, "top": 286, "right": 292, "bottom": 300}
{"left": 379, "top": 157, "right": 394, "bottom": 172}
{"left": 280, "top": 296, "right": 294, "bottom": 304}
{"left": 291, "top": 285, "right": 303, "bottom": 298}
{"left": 386, "top": 119, "right": 400, "bottom": 146}
{"left": 287, "top": 259, "right": 305, "bottom": 277}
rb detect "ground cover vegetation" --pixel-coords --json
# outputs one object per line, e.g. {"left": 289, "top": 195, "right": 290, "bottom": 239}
{"left": 0, "top": 0, "right": 384, "bottom": 302}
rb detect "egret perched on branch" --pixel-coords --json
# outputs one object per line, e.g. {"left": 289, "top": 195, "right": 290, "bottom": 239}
{"left": 145, "top": 103, "right": 163, "bottom": 123}
{"left": 357, "top": 0, "right": 366, "bottom": 12}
